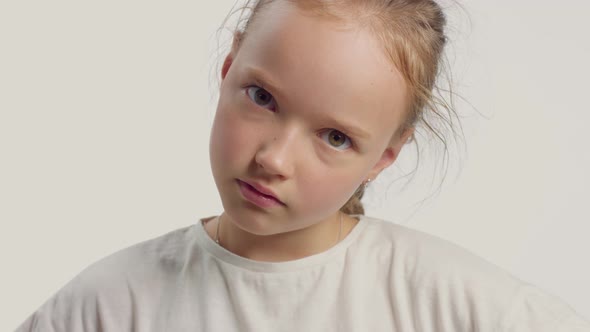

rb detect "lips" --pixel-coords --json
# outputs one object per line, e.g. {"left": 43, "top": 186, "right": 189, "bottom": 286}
{"left": 238, "top": 179, "right": 285, "bottom": 205}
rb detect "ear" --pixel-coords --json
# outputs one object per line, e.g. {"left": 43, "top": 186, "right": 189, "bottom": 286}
{"left": 366, "top": 126, "right": 415, "bottom": 181}
{"left": 221, "top": 32, "right": 242, "bottom": 81}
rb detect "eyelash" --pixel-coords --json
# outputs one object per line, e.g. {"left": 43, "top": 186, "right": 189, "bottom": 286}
{"left": 245, "top": 83, "right": 276, "bottom": 112}
{"left": 319, "top": 129, "right": 353, "bottom": 151}
{"left": 244, "top": 83, "right": 355, "bottom": 151}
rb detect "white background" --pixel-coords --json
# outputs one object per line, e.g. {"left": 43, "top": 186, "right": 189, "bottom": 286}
{"left": 1, "top": 0, "right": 589, "bottom": 329}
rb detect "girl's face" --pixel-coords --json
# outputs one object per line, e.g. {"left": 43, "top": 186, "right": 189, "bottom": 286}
{"left": 210, "top": 1, "right": 410, "bottom": 237}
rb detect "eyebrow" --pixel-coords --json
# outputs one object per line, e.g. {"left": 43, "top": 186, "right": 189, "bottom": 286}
{"left": 245, "top": 66, "right": 372, "bottom": 141}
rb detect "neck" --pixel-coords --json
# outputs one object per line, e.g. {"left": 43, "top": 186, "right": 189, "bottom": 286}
{"left": 206, "top": 213, "right": 357, "bottom": 262}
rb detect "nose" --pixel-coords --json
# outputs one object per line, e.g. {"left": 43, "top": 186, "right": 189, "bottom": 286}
{"left": 254, "top": 129, "right": 296, "bottom": 179}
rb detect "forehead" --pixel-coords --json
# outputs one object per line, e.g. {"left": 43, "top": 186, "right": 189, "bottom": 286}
{"left": 235, "top": 1, "right": 407, "bottom": 141}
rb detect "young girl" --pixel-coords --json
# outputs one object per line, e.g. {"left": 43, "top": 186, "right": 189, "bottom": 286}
{"left": 16, "top": 0, "right": 590, "bottom": 331}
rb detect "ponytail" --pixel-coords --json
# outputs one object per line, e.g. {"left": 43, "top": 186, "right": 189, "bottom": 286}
{"left": 340, "top": 184, "right": 366, "bottom": 215}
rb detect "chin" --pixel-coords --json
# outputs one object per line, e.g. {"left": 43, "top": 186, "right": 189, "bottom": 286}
{"left": 227, "top": 210, "right": 275, "bottom": 235}
{"left": 227, "top": 201, "right": 298, "bottom": 236}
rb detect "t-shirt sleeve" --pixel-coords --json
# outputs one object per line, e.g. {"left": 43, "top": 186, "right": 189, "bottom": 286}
{"left": 499, "top": 284, "right": 590, "bottom": 331}
{"left": 14, "top": 227, "right": 193, "bottom": 332}
{"left": 13, "top": 254, "right": 161, "bottom": 332}
{"left": 14, "top": 274, "right": 105, "bottom": 332}
{"left": 13, "top": 248, "right": 147, "bottom": 332}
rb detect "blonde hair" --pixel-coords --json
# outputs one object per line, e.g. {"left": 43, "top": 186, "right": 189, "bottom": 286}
{"left": 218, "top": 0, "right": 461, "bottom": 215}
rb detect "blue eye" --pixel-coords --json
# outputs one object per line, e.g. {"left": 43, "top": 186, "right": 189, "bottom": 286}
{"left": 320, "top": 130, "right": 352, "bottom": 150}
{"left": 246, "top": 86, "right": 276, "bottom": 111}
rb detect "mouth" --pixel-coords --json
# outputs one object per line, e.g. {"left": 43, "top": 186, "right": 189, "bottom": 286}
{"left": 236, "top": 179, "right": 285, "bottom": 208}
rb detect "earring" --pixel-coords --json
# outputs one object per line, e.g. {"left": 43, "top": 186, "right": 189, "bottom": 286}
{"left": 363, "top": 178, "right": 372, "bottom": 190}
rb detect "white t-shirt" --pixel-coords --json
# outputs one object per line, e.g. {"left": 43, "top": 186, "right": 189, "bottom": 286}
{"left": 16, "top": 215, "right": 590, "bottom": 331}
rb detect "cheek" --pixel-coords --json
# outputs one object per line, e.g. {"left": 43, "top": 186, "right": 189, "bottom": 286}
{"left": 210, "top": 104, "right": 257, "bottom": 167}
{"left": 297, "top": 168, "right": 362, "bottom": 216}
{"left": 210, "top": 116, "right": 240, "bottom": 165}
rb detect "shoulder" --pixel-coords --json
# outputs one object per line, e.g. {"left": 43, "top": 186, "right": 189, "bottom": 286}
{"left": 15, "top": 223, "right": 200, "bottom": 331}
{"left": 356, "top": 215, "right": 590, "bottom": 331}
{"left": 73, "top": 223, "right": 197, "bottom": 290}
{"left": 354, "top": 215, "right": 523, "bottom": 307}
{"left": 95, "top": 223, "right": 196, "bottom": 270}
{"left": 356, "top": 215, "right": 511, "bottom": 281}
{"left": 77, "top": 223, "right": 204, "bottom": 296}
